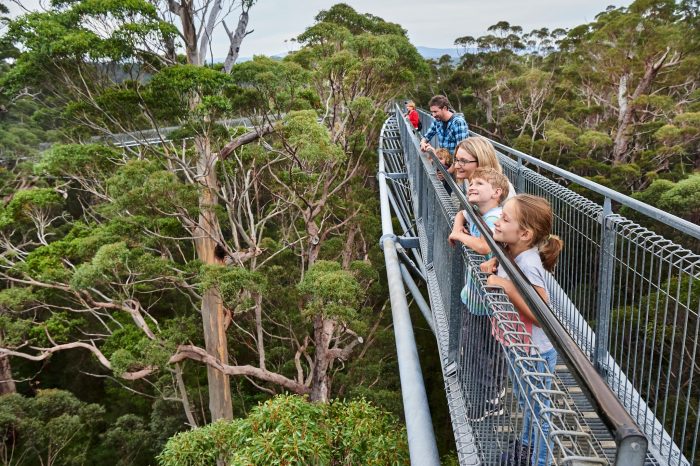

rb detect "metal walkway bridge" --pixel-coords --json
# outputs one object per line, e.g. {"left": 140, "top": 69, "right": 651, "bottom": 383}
{"left": 378, "top": 104, "right": 699, "bottom": 466}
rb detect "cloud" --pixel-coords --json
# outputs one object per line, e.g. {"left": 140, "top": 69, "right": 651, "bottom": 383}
{"left": 7, "top": 0, "right": 631, "bottom": 58}
{"left": 227, "top": 0, "right": 629, "bottom": 55}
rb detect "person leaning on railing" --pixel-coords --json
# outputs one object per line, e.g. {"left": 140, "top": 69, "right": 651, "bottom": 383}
{"left": 404, "top": 100, "right": 421, "bottom": 131}
{"left": 481, "top": 194, "right": 564, "bottom": 466}
{"left": 419, "top": 95, "right": 468, "bottom": 157}
{"left": 448, "top": 168, "right": 511, "bottom": 420}
{"left": 433, "top": 147, "right": 455, "bottom": 195}
{"left": 448, "top": 137, "right": 516, "bottom": 210}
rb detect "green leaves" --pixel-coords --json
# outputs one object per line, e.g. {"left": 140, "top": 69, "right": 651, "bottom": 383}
{"left": 281, "top": 110, "right": 346, "bottom": 165}
{"left": 35, "top": 143, "right": 121, "bottom": 179}
{"left": 231, "top": 56, "right": 313, "bottom": 113}
{"left": 158, "top": 395, "right": 409, "bottom": 466}
{"left": 298, "top": 261, "right": 361, "bottom": 321}
{"left": 632, "top": 174, "right": 700, "bottom": 221}
{"left": 105, "top": 159, "right": 199, "bottom": 219}
{"left": 199, "top": 265, "right": 265, "bottom": 312}
{"left": 0, "top": 390, "right": 105, "bottom": 466}
{"left": 0, "top": 187, "right": 63, "bottom": 229}
{"left": 147, "top": 65, "right": 237, "bottom": 120}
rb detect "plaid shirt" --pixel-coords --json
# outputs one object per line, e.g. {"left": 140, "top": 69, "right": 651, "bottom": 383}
{"left": 423, "top": 113, "right": 469, "bottom": 155}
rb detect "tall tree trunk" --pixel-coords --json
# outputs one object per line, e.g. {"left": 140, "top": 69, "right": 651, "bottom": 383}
{"left": 612, "top": 49, "right": 674, "bottom": 164}
{"left": 223, "top": 7, "right": 251, "bottom": 73}
{"left": 612, "top": 73, "right": 631, "bottom": 164}
{"left": 305, "top": 213, "right": 321, "bottom": 266}
{"left": 0, "top": 355, "right": 16, "bottom": 395}
{"left": 194, "top": 131, "right": 233, "bottom": 421}
{"left": 310, "top": 316, "right": 335, "bottom": 402}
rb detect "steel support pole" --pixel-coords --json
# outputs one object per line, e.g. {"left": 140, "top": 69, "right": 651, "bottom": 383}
{"left": 595, "top": 197, "right": 616, "bottom": 375}
{"left": 379, "top": 130, "right": 440, "bottom": 466}
{"left": 399, "top": 263, "right": 436, "bottom": 335}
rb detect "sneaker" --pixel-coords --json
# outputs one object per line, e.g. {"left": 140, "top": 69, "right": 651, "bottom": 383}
{"left": 467, "top": 399, "right": 504, "bottom": 421}
{"left": 488, "top": 387, "right": 506, "bottom": 405}
{"left": 499, "top": 441, "right": 532, "bottom": 466}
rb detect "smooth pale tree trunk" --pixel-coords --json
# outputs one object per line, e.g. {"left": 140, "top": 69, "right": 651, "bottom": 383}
{"left": 172, "top": 0, "right": 251, "bottom": 420}
{"left": 612, "top": 49, "right": 674, "bottom": 164}
{"left": 0, "top": 355, "right": 16, "bottom": 395}
{"left": 194, "top": 132, "right": 233, "bottom": 421}
{"left": 310, "top": 316, "right": 335, "bottom": 402}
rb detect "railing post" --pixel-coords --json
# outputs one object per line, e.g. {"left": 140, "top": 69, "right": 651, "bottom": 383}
{"left": 594, "top": 197, "right": 616, "bottom": 374}
{"left": 516, "top": 156, "right": 525, "bottom": 193}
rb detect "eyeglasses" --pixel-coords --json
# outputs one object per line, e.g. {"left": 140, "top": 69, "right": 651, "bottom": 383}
{"left": 454, "top": 158, "right": 478, "bottom": 166}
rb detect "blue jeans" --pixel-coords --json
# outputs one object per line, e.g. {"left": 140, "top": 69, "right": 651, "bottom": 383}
{"left": 511, "top": 348, "right": 558, "bottom": 466}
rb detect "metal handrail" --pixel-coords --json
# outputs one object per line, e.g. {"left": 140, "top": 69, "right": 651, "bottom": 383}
{"left": 403, "top": 103, "right": 649, "bottom": 464}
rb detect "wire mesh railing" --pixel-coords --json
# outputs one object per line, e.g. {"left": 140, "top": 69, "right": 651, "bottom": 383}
{"left": 487, "top": 136, "right": 699, "bottom": 466}
{"left": 386, "top": 105, "right": 643, "bottom": 465}
{"left": 410, "top": 106, "right": 698, "bottom": 466}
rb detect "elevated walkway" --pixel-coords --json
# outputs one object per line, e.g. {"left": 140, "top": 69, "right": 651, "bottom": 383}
{"left": 378, "top": 104, "right": 699, "bottom": 465}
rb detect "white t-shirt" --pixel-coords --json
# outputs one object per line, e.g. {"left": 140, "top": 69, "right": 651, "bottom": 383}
{"left": 496, "top": 247, "right": 554, "bottom": 353}
{"left": 505, "top": 180, "right": 516, "bottom": 201}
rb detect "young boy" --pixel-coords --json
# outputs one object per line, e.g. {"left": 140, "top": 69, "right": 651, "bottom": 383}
{"left": 448, "top": 167, "right": 509, "bottom": 253}
{"left": 447, "top": 167, "right": 510, "bottom": 420}
{"left": 433, "top": 147, "right": 454, "bottom": 195}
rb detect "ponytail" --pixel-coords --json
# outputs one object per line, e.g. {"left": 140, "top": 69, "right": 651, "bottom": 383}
{"left": 539, "top": 234, "right": 563, "bottom": 272}
{"left": 507, "top": 194, "right": 564, "bottom": 271}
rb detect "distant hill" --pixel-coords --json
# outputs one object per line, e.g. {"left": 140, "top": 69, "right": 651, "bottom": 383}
{"left": 233, "top": 46, "right": 460, "bottom": 64}
{"left": 415, "top": 46, "right": 461, "bottom": 61}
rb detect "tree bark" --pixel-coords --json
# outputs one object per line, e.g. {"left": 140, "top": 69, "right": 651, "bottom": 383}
{"left": 612, "top": 48, "right": 674, "bottom": 164}
{"left": 0, "top": 355, "right": 16, "bottom": 395}
{"left": 309, "top": 316, "right": 335, "bottom": 402}
{"left": 194, "top": 129, "right": 233, "bottom": 421}
{"left": 612, "top": 73, "right": 630, "bottom": 163}
{"left": 169, "top": 0, "right": 199, "bottom": 65}
{"left": 223, "top": 6, "right": 251, "bottom": 74}
{"left": 199, "top": 0, "right": 223, "bottom": 64}
{"left": 170, "top": 345, "right": 310, "bottom": 394}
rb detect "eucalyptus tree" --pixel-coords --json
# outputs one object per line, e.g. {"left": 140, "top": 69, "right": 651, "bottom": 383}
{"left": 0, "top": 2, "right": 426, "bottom": 426}
{"left": 1, "top": 0, "right": 257, "bottom": 422}
{"left": 558, "top": 0, "right": 696, "bottom": 167}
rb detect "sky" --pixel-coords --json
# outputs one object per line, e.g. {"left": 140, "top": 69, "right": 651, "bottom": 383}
{"left": 7, "top": 0, "right": 633, "bottom": 58}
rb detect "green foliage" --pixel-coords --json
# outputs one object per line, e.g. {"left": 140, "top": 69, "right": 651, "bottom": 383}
{"left": 158, "top": 395, "right": 409, "bottom": 466}
{"left": 104, "top": 159, "right": 200, "bottom": 220}
{"left": 34, "top": 143, "right": 121, "bottom": 179}
{"left": 632, "top": 174, "right": 700, "bottom": 222}
{"left": 0, "top": 3, "right": 420, "bottom": 465}
{"left": 0, "top": 187, "right": 63, "bottom": 228}
{"left": 281, "top": 110, "right": 346, "bottom": 164}
{"left": 230, "top": 56, "right": 313, "bottom": 113}
{"left": 99, "top": 414, "right": 155, "bottom": 466}
{"left": 0, "top": 389, "right": 104, "bottom": 466}
{"left": 298, "top": 261, "right": 361, "bottom": 321}
{"left": 28, "top": 311, "right": 86, "bottom": 345}
{"left": 146, "top": 65, "right": 236, "bottom": 120}
{"left": 415, "top": 0, "right": 699, "bottom": 202}
{"left": 198, "top": 265, "right": 265, "bottom": 312}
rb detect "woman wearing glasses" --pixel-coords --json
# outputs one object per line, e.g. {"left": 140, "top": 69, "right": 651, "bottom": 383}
{"left": 450, "top": 136, "right": 516, "bottom": 210}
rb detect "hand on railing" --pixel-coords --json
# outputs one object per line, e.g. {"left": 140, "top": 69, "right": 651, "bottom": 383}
{"left": 480, "top": 257, "right": 499, "bottom": 274}
{"left": 447, "top": 227, "right": 469, "bottom": 247}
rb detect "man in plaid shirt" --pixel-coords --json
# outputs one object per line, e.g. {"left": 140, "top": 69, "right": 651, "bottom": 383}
{"left": 419, "top": 95, "right": 469, "bottom": 156}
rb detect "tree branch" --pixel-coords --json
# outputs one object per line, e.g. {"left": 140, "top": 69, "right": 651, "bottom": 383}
{"left": 219, "top": 123, "right": 274, "bottom": 160}
{"left": 169, "top": 344, "right": 310, "bottom": 394}
{"left": 0, "top": 343, "right": 156, "bottom": 380}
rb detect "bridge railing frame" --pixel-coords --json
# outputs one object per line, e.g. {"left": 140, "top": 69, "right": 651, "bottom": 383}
{"left": 414, "top": 106, "right": 698, "bottom": 466}
{"left": 394, "top": 105, "right": 638, "bottom": 465}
